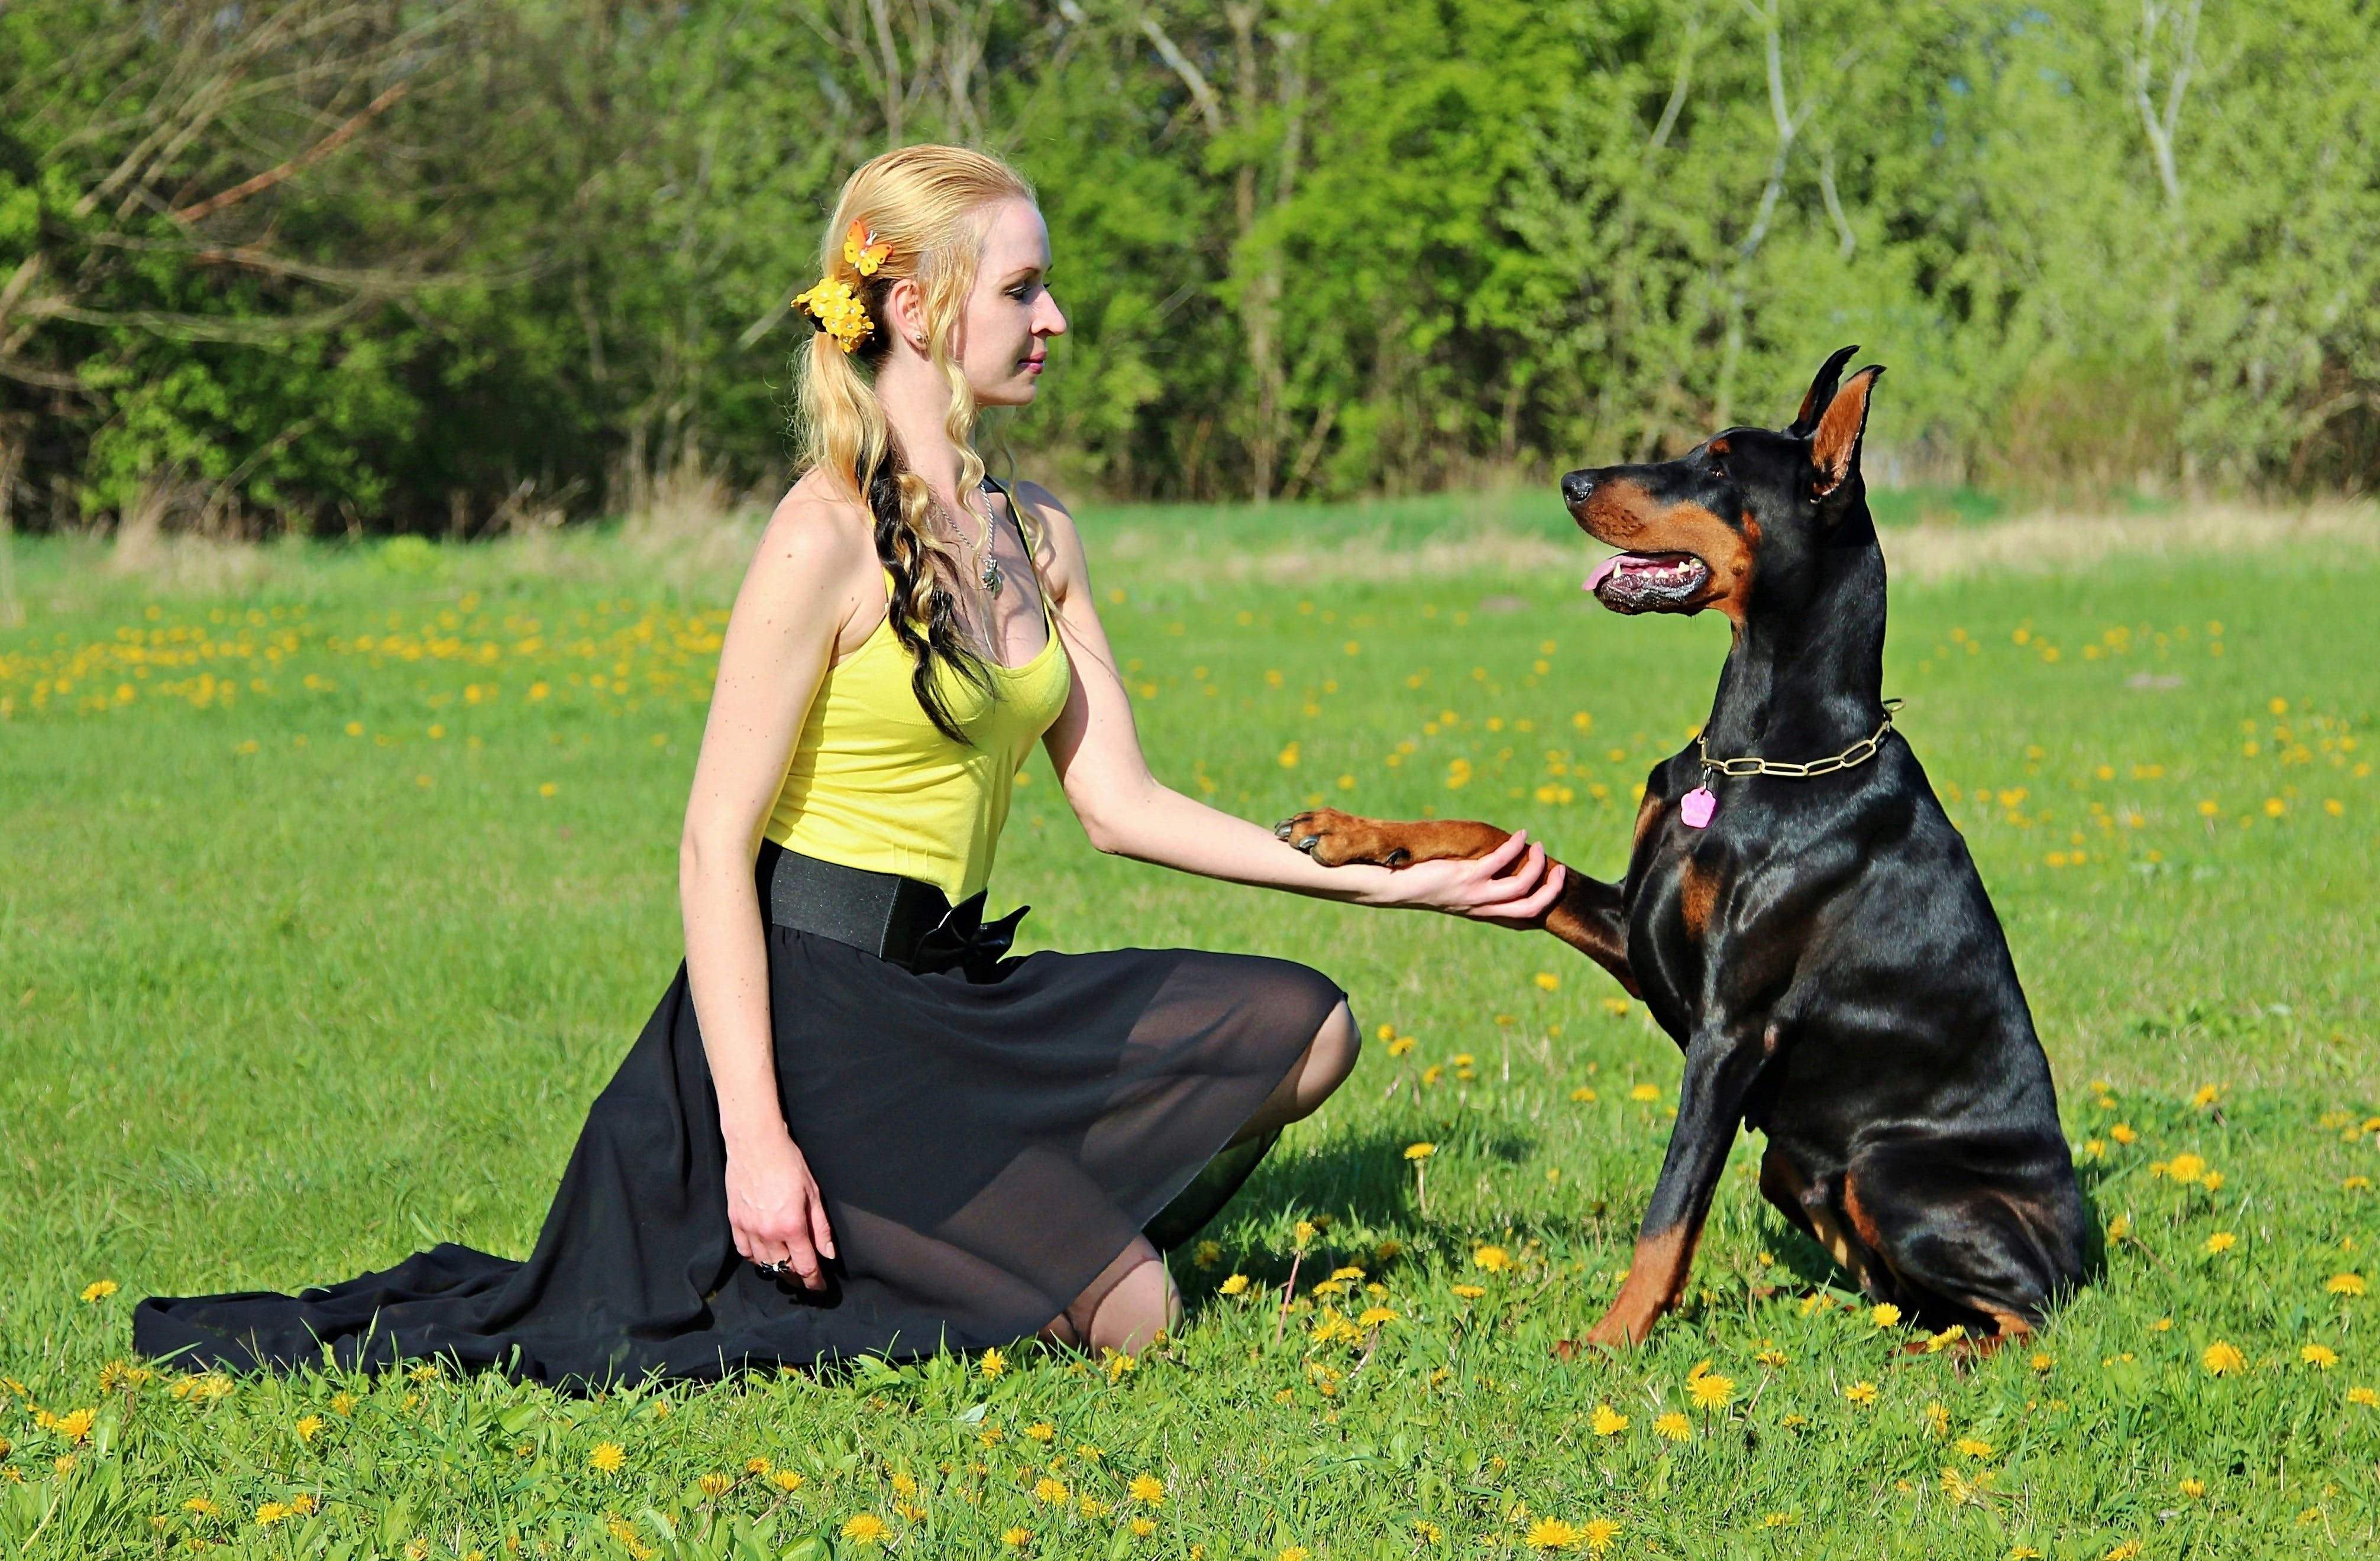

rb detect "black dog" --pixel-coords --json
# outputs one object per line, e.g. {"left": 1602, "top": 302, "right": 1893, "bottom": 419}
{"left": 1277, "top": 348, "right": 2087, "bottom": 1348}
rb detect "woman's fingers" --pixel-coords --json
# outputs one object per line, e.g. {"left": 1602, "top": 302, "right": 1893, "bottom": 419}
{"left": 1472, "top": 827, "right": 1529, "bottom": 877}
{"left": 807, "top": 1183, "right": 837, "bottom": 1264}
{"left": 1476, "top": 860, "right": 1567, "bottom": 925}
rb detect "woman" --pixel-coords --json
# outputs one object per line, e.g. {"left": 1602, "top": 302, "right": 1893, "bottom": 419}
{"left": 132, "top": 145, "right": 1564, "bottom": 1393}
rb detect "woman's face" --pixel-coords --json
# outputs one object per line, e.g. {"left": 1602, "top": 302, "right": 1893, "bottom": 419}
{"left": 956, "top": 197, "right": 1066, "bottom": 407}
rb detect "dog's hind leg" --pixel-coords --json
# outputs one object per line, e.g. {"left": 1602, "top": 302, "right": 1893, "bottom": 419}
{"left": 1840, "top": 1144, "right": 2085, "bottom": 1343}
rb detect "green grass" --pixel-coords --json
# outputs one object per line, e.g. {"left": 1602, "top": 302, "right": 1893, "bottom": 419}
{"left": 2, "top": 507, "right": 2376, "bottom": 1559}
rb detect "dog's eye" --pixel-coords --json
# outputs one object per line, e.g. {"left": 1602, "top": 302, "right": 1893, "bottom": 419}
{"left": 1706, "top": 458, "right": 1727, "bottom": 481}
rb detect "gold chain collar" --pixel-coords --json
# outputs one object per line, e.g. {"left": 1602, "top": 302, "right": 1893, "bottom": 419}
{"left": 1695, "top": 698, "right": 1903, "bottom": 779}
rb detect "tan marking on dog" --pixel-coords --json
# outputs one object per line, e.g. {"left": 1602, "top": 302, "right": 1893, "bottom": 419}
{"left": 1631, "top": 789, "right": 1664, "bottom": 856}
{"left": 1679, "top": 857, "right": 1717, "bottom": 938}
{"left": 1574, "top": 479, "right": 1755, "bottom": 623}
{"left": 1584, "top": 1222, "right": 1705, "bottom": 1348}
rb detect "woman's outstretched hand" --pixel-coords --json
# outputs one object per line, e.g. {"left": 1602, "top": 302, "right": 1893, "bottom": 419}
{"left": 1375, "top": 827, "right": 1567, "bottom": 929}
{"left": 725, "top": 1128, "right": 837, "bottom": 1290}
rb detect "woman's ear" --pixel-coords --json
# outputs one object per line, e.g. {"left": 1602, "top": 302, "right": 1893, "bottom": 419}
{"left": 882, "top": 277, "right": 928, "bottom": 354}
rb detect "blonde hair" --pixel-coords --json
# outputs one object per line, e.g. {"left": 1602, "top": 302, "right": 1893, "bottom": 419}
{"left": 795, "top": 144, "right": 1037, "bottom": 744}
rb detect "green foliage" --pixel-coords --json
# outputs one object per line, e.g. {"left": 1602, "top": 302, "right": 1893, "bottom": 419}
{"left": 4, "top": 0, "right": 2378, "bottom": 531}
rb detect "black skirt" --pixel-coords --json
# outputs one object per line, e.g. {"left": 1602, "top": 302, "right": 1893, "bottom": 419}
{"left": 131, "top": 883, "right": 1346, "bottom": 1395}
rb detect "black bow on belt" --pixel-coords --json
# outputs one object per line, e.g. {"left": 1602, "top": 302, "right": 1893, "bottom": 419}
{"left": 909, "top": 892, "right": 1029, "bottom": 979}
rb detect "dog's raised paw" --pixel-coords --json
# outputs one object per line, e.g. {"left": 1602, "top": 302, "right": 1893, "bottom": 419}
{"left": 1272, "top": 808, "right": 1404, "bottom": 869}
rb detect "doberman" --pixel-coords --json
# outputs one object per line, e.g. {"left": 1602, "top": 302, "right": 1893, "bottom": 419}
{"left": 1276, "top": 348, "right": 2087, "bottom": 1350}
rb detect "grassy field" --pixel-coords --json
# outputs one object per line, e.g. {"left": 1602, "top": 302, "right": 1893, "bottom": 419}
{"left": 2, "top": 497, "right": 2377, "bottom": 1559}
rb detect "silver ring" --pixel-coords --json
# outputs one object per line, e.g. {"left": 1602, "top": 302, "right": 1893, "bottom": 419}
{"left": 756, "top": 1259, "right": 784, "bottom": 1275}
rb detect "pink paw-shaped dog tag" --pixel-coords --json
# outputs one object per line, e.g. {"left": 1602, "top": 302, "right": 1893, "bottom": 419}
{"left": 1680, "top": 786, "right": 1717, "bottom": 829}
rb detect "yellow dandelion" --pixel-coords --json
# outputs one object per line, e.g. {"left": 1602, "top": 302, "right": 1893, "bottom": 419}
{"left": 1357, "top": 1306, "right": 1398, "bottom": 1328}
{"left": 1024, "top": 1421, "right": 1056, "bottom": 1443}
{"left": 1687, "top": 1373, "right": 1735, "bottom": 1410}
{"left": 2179, "top": 1477, "right": 2206, "bottom": 1498}
{"left": 1218, "top": 1274, "right": 1251, "bottom": 1296}
{"left": 53, "top": 1407, "right": 96, "bottom": 1442}
{"left": 1404, "top": 1142, "right": 1437, "bottom": 1161}
{"left": 1580, "top": 1517, "right": 1621, "bottom": 1552}
{"left": 1473, "top": 1245, "right": 1512, "bottom": 1273}
{"left": 1870, "top": 1303, "right": 1902, "bottom": 1328}
{"left": 2203, "top": 1231, "right": 2237, "bottom": 1255}
{"left": 1001, "top": 1526, "right": 1031, "bottom": 1547}
{"left": 296, "top": 1414, "right": 324, "bottom": 1442}
{"left": 840, "top": 1513, "right": 889, "bottom": 1546}
{"left": 2302, "top": 1345, "right": 2340, "bottom": 1369}
{"left": 1955, "top": 1437, "right": 1993, "bottom": 1459}
{"left": 1533, "top": 971, "right": 1560, "bottom": 991}
{"left": 1451, "top": 1283, "right": 1487, "bottom": 1299}
{"left": 183, "top": 1495, "right": 219, "bottom": 1515}
{"left": 1525, "top": 1516, "right": 1580, "bottom": 1551}
{"left": 1844, "top": 1381, "right": 1879, "bottom": 1407}
{"left": 2110, "top": 1123, "right": 2137, "bottom": 1144}
{"left": 1033, "top": 1478, "right": 1068, "bottom": 1505}
{"left": 1590, "top": 1404, "right": 1628, "bottom": 1436}
{"left": 979, "top": 1347, "right": 1006, "bottom": 1379}
{"left": 1279, "top": 1548, "right": 1310, "bottom": 1561}
{"left": 589, "top": 1442, "right": 626, "bottom": 1473}
{"left": 2327, "top": 1272, "right": 2368, "bottom": 1296}
{"left": 2165, "top": 1152, "right": 2207, "bottom": 1183}
{"left": 2347, "top": 1386, "right": 2378, "bottom": 1407}
{"left": 771, "top": 1469, "right": 806, "bottom": 1492}
{"left": 79, "top": 1280, "right": 118, "bottom": 1303}
{"left": 1628, "top": 1083, "right": 1660, "bottom": 1103}
{"left": 2203, "top": 1340, "right": 2247, "bottom": 1376}
{"left": 699, "top": 1472, "right": 733, "bottom": 1497}
{"left": 1131, "top": 1517, "right": 1156, "bottom": 1537}
{"left": 1653, "top": 1411, "right": 1692, "bottom": 1442}
{"left": 1129, "top": 1472, "right": 1165, "bottom": 1505}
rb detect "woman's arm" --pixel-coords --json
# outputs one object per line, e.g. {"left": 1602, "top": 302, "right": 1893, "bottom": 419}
{"left": 678, "top": 485, "right": 877, "bottom": 1290}
{"left": 1016, "top": 482, "right": 1565, "bottom": 926}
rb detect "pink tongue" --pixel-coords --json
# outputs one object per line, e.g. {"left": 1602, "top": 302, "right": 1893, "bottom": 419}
{"left": 1584, "top": 555, "right": 1626, "bottom": 594}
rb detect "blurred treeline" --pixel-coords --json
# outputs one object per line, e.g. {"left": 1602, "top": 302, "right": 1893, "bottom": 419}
{"left": 2, "top": 0, "right": 2376, "bottom": 537}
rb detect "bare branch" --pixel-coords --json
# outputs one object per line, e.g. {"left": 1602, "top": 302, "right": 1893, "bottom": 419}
{"left": 1139, "top": 12, "right": 1225, "bottom": 138}
{"left": 1646, "top": 6, "right": 1704, "bottom": 156}
{"left": 171, "top": 80, "right": 410, "bottom": 224}
{"left": 1818, "top": 143, "right": 1856, "bottom": 257}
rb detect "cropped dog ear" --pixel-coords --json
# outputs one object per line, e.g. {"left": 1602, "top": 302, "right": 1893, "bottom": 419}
{"left": 1786, "top": 345, "right": 1861, "bottom": 438}
{"left": 1809, "top": 364, "right": 1883, "bottom": 498}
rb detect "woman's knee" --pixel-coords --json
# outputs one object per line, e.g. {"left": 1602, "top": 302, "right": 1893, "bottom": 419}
{"left": 1305, "top": 997, "right": 1360, "bottom": 1096}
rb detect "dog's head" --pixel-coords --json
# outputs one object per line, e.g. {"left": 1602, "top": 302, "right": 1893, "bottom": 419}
{"left": 1563, "top": 346, "right": 1883, "bottom": 623}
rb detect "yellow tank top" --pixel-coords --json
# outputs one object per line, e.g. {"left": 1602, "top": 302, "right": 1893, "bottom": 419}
{"left": 761, "top": 527, "right": 1071, "bottom": 904}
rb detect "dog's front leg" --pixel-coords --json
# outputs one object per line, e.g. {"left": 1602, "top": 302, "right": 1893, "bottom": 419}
{"left": 1584, "top": 1024, "right": 1767, "bottom": 1348}
{"left": 1273, "top": 808, "right": 1634, "bottom": 993}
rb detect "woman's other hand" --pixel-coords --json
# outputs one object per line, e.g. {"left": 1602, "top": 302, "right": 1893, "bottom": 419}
{"left": 725, "top": 1128, "right": 837, "bottom": 1290}
{"left": 1377, "top": 827, "right": 1567, "bottom": 928}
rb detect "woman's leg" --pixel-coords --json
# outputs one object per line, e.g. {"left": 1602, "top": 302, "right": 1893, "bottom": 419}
{"left": 1046, "top": 998, "right": 1358, "bottom": 1349}
{"left": 1225, "top": 997, "right": 1360, "bottom": 1147}
{"left": 1036, "top": 1235, "right": 1180, "bottom": 1354}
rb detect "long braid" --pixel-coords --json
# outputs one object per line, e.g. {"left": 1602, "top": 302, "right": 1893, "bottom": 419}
{"left": 866, "top": 451, "right": 991, "bottom": 746}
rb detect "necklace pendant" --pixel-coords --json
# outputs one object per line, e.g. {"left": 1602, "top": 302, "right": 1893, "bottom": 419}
{"left": 1680, "top": 786, "right": 1718, "bottom": 829}
{"left": 979, "top": 555, "right": 1003, "bottom": 595}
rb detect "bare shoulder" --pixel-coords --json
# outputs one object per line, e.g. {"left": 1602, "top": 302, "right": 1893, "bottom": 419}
{"left": 1005, "top": 478, "right": 1086, "bottom": 592}
{"left": 752, "top": 471, "right": 877, "bottom": 586}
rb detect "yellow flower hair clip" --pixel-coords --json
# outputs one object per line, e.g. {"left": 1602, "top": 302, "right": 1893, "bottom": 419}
{"left": 792, "top": 220, "right": 894, "bottom": 352}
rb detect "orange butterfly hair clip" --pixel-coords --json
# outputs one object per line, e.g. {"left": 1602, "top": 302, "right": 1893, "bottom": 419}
{"left": 842, "top": 219, "right": 891, "bottom": 277}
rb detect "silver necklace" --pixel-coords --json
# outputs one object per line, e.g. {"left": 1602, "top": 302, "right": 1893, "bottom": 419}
{"left": 933, "top": 492, "right": 1003, "bottom": 597}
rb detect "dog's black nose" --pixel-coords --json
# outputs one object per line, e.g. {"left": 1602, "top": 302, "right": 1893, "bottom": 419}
{"left": 1560, "top": 469, "right": 1598, "bottom": 507}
